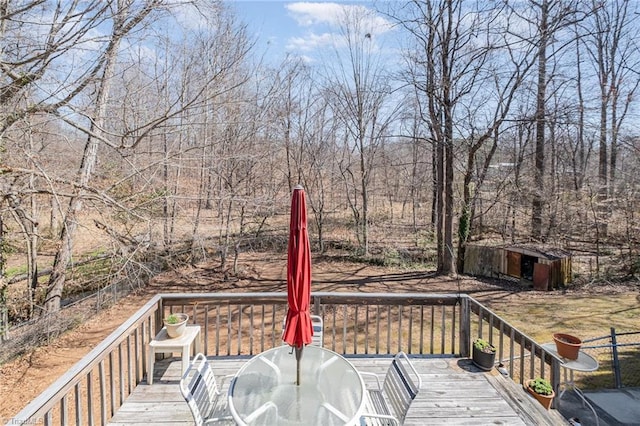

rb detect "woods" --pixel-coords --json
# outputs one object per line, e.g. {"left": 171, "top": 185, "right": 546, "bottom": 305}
{"left": 0, "top": 0, "right": 638, "bottom": 327}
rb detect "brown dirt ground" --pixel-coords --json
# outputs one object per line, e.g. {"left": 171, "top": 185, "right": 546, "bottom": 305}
{"left": 1, "top": 252, "right": 639, "bottom": 420}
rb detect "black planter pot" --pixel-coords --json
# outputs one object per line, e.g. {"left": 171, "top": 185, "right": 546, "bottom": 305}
{"left": 472, "top": 345, "right": 496, "bottom": 371}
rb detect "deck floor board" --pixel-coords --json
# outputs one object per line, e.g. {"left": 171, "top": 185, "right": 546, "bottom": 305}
{"left": 108, "top": 356, "right": 568, "bottom": 426}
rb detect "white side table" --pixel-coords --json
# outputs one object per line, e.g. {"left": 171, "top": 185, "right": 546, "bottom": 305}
{"left": 148, "top": 324, "right": 201, "bottom": 385}
{"left": 541, "top": 342, "right": 599, "bottom": 426}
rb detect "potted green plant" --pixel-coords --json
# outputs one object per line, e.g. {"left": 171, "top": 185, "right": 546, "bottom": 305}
{"left": 472, "top": 338, "right": 496, "bottom": 371}
{"left": 164, "top": 313, "right": 188, "bottom": 338}
{"left": 525, "top": 377, "right": 555, "bottom": 410}
{"left": 553, "top": 333, "right": 582, "bottom": 360}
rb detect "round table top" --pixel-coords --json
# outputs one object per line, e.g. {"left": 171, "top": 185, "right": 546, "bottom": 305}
{"left": 228, "top": 345, "right": 365, "bottom": 426}
{"left": 541, "top": 343, "right": 599, "bottom": 372}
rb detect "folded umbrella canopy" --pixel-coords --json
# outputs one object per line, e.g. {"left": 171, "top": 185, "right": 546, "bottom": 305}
{"left": 282, "top": 185, "right": 313, "bottom": 385}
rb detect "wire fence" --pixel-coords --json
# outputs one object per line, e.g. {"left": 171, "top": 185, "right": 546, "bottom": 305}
{"left": 574, "top": 328, "right": 640, "bottom": 389}
{"left": 0, "top": 279, "right": 136, "bottom": 364}
{"left": 0, "top": 240, "right": 197, "bottom": 360}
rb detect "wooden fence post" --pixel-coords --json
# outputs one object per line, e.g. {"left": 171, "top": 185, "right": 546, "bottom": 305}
{"left": 0, "top": 306, "right": 7, "bottom": 342}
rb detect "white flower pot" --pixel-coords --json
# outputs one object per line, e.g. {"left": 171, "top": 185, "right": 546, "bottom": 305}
{"left": 164, "top": 313, "right": 188, "bottom": 338}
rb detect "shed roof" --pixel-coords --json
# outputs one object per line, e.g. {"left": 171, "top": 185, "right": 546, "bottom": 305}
{"left": 467, "top": 242, "right": 571, "bottom": 261}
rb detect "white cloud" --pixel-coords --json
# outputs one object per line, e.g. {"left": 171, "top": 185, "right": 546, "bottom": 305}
{"left": 284, "top": 2, "right": 393, "bottom": 53}
{"left": 286, "top": 32, "right": 334, "bottom": 51}
{"left": 286, "top": 2, "right": 347, "bottom": 27}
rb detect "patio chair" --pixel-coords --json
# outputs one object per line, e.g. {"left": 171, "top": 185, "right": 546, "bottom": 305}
{"left": 359, "top": 351, "right": 422, "bottom": 426}
{"left": 310, "top": 314, "right": 323, "bottom": 346}
{"left": 281, "top": 314, "right": 324, "bottom": 347}
{"left": 179, "top": 353, "right": 235, "bottom": 425}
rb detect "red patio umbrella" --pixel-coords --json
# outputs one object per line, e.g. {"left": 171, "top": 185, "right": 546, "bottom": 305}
{"left": 282, "top": 185, "right": 313, "bottom": 385}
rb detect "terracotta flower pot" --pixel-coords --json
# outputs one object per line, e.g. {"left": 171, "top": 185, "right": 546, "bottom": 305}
{"left": 526, "top": 380, "right": 555, "bottom": 410}
{"left": 164, "top": 313, "right": 188, "bottom": 338}
{"left": 553, "top": 333, "right": 582, "bottom": 360}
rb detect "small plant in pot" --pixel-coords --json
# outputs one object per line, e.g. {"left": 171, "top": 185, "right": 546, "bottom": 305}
{"left": 472, "top": 338, "right": 496, "bottom": 371}
{"left": 526, "top": 377, "right": 555, "bottom": 410}
{"left": 164, "top": 313, "right": 188, "bottom": 338}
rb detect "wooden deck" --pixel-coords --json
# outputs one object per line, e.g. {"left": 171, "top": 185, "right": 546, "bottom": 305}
{"left": 107, "top": 355, "right": 569, "bottom": 426}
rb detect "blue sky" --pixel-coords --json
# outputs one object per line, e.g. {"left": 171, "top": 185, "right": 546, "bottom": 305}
{"left": 228, "top": 1, "right": 394, "bottom": 64}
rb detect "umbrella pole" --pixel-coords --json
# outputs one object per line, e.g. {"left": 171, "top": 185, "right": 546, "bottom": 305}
{"left": 295, "top": 346, "right": 303, "bottom": 385}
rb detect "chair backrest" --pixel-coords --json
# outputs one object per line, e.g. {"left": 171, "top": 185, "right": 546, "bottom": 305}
{"left": 281, "top": 314, "right": 324, "bottom": 347}
{"left": 179, "top": 353, "right": 220, "bottom": 426}
{"left": 310, "top": 314, "right": 323, "bottom": 346}
{"left": 382, "top": 352, "right": 422, "bottom": 423}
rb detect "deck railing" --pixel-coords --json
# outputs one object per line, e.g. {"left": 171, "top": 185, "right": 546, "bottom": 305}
{"left": 158, "top": 292, "right": 467, "bottom": 357}
{"left": 7, "top": 292, "right": 561, "bottom": 426}
{"left": 468, "top": 297, "right": 562, "bottom": 390}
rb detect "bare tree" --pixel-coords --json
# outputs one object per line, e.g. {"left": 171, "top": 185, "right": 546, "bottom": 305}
{"left": 266, "top": 58, "right": 339, "bottom": 252}
{"left": 508, "top": 0, "right": 583, "bottom": 240}
{"left": 583, "top": 0, "right": 640, "bottom": 198}
{"left": 396, "top": 99, "right": 432, "bottom": 235}
{"left": 0, "top": 1, "right": 80, "bottom": 315}
{"left": 0, "top": 1, "right": 160, "bottom": 315}
{"left": 304, "top": 99, "right": 341, "bottom": 253}
{"left": 397, "top": 0, "right": 473, "bottom": 274}
{"left": 43, "top": 1, "right": 164, "bottom": 313}
{"left": 323, "top": 5, "right": 396, "bottom": 256}
{"left": 570, "top": 21, "right": 592, "bottom": 191}
{"left": 398, "top": 1, "right": 538, "bottom": 273}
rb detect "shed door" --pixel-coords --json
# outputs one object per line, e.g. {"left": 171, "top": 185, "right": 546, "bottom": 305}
{"left": 533, "top": 263, "right": 550, "bottom": 291}
{"left": 506, "top": 251, "right": 521, "bottom": 277}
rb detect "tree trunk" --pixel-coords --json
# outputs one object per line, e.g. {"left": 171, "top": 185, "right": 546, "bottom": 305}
{"left": 0, "top": 215, "right": 6, "bottom": 342}
{"left": 598, "top": 80, "right": 608, "bottom": 196}
{"left": 359, "top": 131, "right": 369, "bottom": 256}
{"left": 574, "top": 30, "right": 586, "bottom": 191}
{"left": 436, "top": 137, "right": 445, "bottom": 273}
{"left": 440, "top": 1, "right": 455, "bottom": 275}
{"left": 443, "top": 110, "right": 455, "bottom": 274}
{"left": 532, "top": 0, "right": 548, "bottom": 241}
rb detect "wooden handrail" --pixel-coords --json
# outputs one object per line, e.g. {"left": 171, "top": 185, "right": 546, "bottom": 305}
{"left": 466, "top": 296, "right": 562, "bottom": 394}
{"left": 9, "top": 295, "right": 161, "bottom": 425}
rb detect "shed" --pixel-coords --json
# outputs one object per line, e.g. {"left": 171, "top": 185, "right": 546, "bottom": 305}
{"left": 463, "top": 243, "right": 572, "bottom": 290}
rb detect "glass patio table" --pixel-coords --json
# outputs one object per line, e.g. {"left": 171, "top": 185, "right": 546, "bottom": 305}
{"left": 228, "top": 345, "right": 366, "bottom": 426}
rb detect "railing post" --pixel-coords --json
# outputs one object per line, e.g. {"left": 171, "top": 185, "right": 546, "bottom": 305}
{"left": 550, "top": 358, "right": 561, "bottom": 409}
{"left": 312, "top": 295, "right": 321, "bottom": 315}
{"left": 459, "top": 296, "right": 470, "bottom": 357}
{"left": 155, "top": 298, "right": 164, "bottom": 334}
